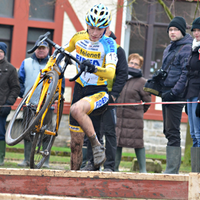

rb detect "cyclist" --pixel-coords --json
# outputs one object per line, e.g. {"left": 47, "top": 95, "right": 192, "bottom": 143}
{"left": 64, "top": 3, "right": 118, "bottom": 170}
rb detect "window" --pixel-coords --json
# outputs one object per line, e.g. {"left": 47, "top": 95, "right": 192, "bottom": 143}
{"left": 0, "top": 0, "right": 14, "bottom": 18}
{"left": 29, "top": 0, "right": 55, "bottom": 21}
{"left": 151, "top": 26, "right": 169, "bottom": 73}
{"left": 0, "top": 25, "right": 13, "bottom": 61}
{"left": 129, "top": 25, "right": 146, "bottom": 59}
{"left": 126, "top": 0, "right": 197, "bottom": 78}
{"left": 26, "top": 28, "right": 54, "bottom": 58}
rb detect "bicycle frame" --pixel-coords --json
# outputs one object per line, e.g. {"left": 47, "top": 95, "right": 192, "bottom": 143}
{"left": 25, "top": 56, "right": 62, "bottom": 136}
{"left": 24, "top": 31, "right": 82, "bottom": 137}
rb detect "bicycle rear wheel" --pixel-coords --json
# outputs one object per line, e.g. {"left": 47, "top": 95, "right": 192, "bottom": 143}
{"left": 30, "top": 93, "right": 64, "bottom": 169}
{"left": 5, "top": 71, "right": 59, "bottom": 146}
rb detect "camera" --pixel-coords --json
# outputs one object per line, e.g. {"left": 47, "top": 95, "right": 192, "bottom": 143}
{"left": 152, "top": 69, "right": 168, "bottom": 81}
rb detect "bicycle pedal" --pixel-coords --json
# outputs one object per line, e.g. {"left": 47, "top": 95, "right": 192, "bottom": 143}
{"left": 44, "top": 130, "right": 56, "bottom": 136}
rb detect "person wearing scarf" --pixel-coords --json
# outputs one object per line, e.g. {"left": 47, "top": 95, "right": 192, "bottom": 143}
{"left": 115, "top": 53, "right": 151, "bottom": 172}
{"left": 184, "top": 17, "right": 200, "bottom": 172}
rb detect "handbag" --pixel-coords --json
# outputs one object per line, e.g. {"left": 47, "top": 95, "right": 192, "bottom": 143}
{"left": 144, "top": 44, "right": 185, "bottom": 96}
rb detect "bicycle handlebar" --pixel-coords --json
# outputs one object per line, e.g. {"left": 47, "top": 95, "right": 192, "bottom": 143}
{"left": 27, "top": 32, "right": 83, "bottom": 82}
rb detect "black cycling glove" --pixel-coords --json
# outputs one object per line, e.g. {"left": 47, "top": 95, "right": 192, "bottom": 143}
{"left": 80, "top": 59, "right": 96, "bottom": 73}
{"left": 162, "top": 90, "right": 175, "bottom": 101}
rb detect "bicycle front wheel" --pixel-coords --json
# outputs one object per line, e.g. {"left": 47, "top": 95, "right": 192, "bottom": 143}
{"left": 30, "top": 93, "right": 64, "bottom": 169}
{"left": 5, "top": 71, "right": 59, "bottom": 146}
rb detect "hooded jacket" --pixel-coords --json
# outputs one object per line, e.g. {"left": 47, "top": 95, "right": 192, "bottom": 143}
{"left": 116, "top": 68, "right": 151, "bottom": 148}
{"left": 0, "top": 57, "right": 20, "bottom": 105}
{"left": 161, "top": 33, "right": 193, "bottom": 97}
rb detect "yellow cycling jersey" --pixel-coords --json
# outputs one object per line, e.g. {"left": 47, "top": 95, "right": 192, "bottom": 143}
{"left": 64, "top": 30, "right": 118, "bottom": 87}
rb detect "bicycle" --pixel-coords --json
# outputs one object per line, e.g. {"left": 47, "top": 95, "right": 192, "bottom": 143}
{"left": 5, "top": 32, "right": 82, "bottom": 169}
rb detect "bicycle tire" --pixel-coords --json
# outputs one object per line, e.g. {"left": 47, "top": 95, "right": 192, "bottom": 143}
{"left": 5, "top": 71, "right": 59, "bottom": 146}
{"left": 5, "top": 90, "right": 35, "bottom": 145}
{"left": 29, "top": 93, "right": 64, "bottom": 169}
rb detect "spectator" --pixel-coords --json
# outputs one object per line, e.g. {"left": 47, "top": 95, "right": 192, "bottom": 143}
{"left": 160, "top": 17, "right": 192, "bottom": 174}
{"left": 18, "top": 41, "right": 65, "bottom": 168}
{"left": 80, "top": 28, "right": 128, "bottom": 171}
{"left": 115, "top": 53, "right": 151, "bottom": 173}
{"left": 0, "top": 42, "right": 20, "bottom": 165}
{"left": 184, "top": 17, "right": 200, "bottom": 172}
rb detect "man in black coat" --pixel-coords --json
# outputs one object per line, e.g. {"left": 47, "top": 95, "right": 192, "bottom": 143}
{"left": 0, "top": 42, "right": 20, "bottom": 165}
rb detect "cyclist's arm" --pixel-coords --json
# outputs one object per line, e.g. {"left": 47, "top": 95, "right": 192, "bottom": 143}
{"left": 94, "top": 65, "right": 115, "bottom": 80}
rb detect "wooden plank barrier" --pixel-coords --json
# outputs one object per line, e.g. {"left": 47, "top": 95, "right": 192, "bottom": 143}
{"left": 0, "top": 193, "right": 105, "bottom": 200}
{"left": 0, "top": 169, "right": 197, "bottom": 199}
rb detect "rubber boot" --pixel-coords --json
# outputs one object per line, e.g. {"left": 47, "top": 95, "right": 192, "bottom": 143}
{"left": 42, "top": 140, "right": 50, "bottom": 168}
{"left": 18, "top": 139, "right": 32, "bottom": 167}
{"left": 163, "top": 146, "right": 181, "bottom": 174}
{"left": 80, "top": 146, "right": 88, "bottom": 169}
{"left": 43, "top": 155, "right": 50, "bottom": 168}
{"left": 135, "top": 148, "right": 147, "bottom": 173}
{"left": 114, "top": 147, "right": 122, "bottom": 172}
{"left": 191, "top": 147, "right": 200, "bottom": 172}
{"left": 0, "top": 140, "right": 6, "bottom": 166}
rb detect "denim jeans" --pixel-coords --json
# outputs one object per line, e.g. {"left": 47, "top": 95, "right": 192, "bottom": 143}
{"left": 187, "top": 97, "right": 200, "bottom": 147}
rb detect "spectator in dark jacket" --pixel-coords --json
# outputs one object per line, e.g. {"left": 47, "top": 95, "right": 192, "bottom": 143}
{"left": 184, "top": 17, "right": 200, "bottom": 172}
{"left": 115, "top": 53, "right": 151, "bottom": 173}
{"left": 81, "top": 29, "right": 128, "bottom": 171}
{"left": 161, "top": 16, "right": 192, "bottom": 174}
{"left": 0, "top": 42, "right": 20, "bottom": 165}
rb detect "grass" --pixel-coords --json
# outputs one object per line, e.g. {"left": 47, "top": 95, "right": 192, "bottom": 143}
{"left": 4, "top": 144, "right": 191, "bottom": 173}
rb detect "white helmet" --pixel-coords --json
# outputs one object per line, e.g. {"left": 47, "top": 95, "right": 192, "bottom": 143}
{"left": 85, "top": 4, "right": 112, "bottom": 28}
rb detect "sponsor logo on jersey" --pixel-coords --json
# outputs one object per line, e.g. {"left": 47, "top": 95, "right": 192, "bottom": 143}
{"left": 105, "top": 38, "right": 116, "bottom": 53}
{"left": 77, "top": 47, "right": 101, "bottom": 59}
{"left": 76, "top": 54, "right": 101, "bottom": 66}
{"left": 69, "top": 125, "right": 80, "bottom": 131}
{"left": 80, "top": 41, "right": 87, "bottom": 47}
{"left": 95, "top": 95, "right": 109, "bottom": 108}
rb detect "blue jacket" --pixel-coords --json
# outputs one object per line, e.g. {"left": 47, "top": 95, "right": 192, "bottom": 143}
{"left": 18, "top": 53, "right": 65, "bottom": 105}
{"left": 161, "top": 33, "right": 193, "bottom": 96}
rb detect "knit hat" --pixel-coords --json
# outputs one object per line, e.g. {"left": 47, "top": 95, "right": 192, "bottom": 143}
{"left": 0, "top": 42, "right": 7, "bottom": 55}
{"left": 191, "top": 17, "right": 200, "bottom": 31}
{"left": 167, "top": 16, "right": 186, "bottom": 36}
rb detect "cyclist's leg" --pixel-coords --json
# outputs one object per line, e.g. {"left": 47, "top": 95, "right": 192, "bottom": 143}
{"left": 81, "top": 115, "right": 102, "bottom": 171}
{"left": 80, "top": 135, "right": 89, "bottom": 168}
{"left": 70, "top": 99, "right": 97, "bottom": 170}
{"left": 70, "top": 88, "right": 109, "bottom": 169}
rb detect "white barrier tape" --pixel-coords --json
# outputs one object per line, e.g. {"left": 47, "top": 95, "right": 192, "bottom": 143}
{"left": 109, "top": 100, "right": 199, "bottom": 106}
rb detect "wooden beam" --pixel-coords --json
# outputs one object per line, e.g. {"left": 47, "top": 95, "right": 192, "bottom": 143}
{"left": 0, "top": 169, "right": 189, "bottom": 199}
{"left": 0, "top": 193, "right": 104, "bottom": 200}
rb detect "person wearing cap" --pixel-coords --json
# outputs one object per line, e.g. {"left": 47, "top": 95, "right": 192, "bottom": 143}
{"left": 0, "top": 42, "right": 20, "bottom": 165}
{"left": 18, "top": 41, "right": 65, "bottom": 168}
{"left": 160, "top": 16, "right": 193, "bottom": 174}
{"left": 184, "top": 17, "right": 200, "bottom": 172}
